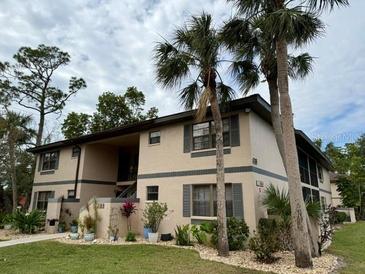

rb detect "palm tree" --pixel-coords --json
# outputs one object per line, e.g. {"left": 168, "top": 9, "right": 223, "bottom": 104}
{"left": 220, "top": 16, "right": 322, "bottom": 258}
{"left": 226, "top": 0, "right": 349, "bottom": 267}
{"left": 0, "top": 110, "right": 35, "bottom": 211}
{"left": 153, "top": 13, "right": 236, "bottom": 256}
{"left": 220, "top": 17, "right": 313, "bottom": 169}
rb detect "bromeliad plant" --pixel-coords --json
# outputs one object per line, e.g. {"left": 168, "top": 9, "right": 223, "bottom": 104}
{"left": 121, "top": 200, "right": 137, "bottom": 231}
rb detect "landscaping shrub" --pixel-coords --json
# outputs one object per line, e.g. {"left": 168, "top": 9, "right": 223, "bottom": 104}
{"left": 249, "top": 218, "right": 279, "bottom": 263}
{"left": 209, "top": 217, "right": 250, "bottom": 251}
{"left": 335, "top": 212, "right": 348, "bottom": 224}
{"left": 191, "top": 224, "right": 207, "bottom": 244}
{"left": 175, "top": 224, "right": 192, "bottom": 246}
{"left": 12, "top": 210, "right": 45, "bottom": 234}
{"left": 83, "top": 215, "right": 96, "bottom": 233}
{"left": 125, "top": 231, "right": 136, "bottom": 242}
{"left": 142, "top": 202, "right": 168, "bottom": 233}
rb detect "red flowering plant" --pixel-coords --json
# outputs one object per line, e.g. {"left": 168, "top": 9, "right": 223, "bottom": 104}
{"left": 121, "top": 201, "right": 137, "bottom": 231}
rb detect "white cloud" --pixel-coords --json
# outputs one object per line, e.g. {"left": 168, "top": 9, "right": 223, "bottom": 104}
{"left": 0, "top": 0, "right": 364, "bottom": 145}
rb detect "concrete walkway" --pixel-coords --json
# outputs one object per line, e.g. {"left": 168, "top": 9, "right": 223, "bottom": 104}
{"left": 0, "top": 233, "right": 67, "bottom": 248}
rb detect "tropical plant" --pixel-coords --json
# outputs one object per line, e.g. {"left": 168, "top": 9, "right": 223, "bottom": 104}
{"left": 227, "top": 0, "right": 349, "bottom": 267}
{"left": 0, "top": 110, "right": 35, "bottom": 211}
{"left": 121, "top": 200, "right": 137, "bottom": 231}
{"left": 12, "top": 210, "right": 45, "bottom": 234}
{"left": 262, "top": 184, "right": 321, "bottom": 251}
{"left": 125, "top": 231, "right": 136, "bottom": 242}
{"left": 249, "top": 218, "right": 280, "bottom": 263}
{"left": 142, "top": 202, "right": 168, "bottom": 233}
{"left": 191, "top": 224, "right": 207, "bottom": 244}
{"left": 175, "top": 224, "right": 192, "bottom": 246}
{"left": 154, "top": 13, "right": 240, "bottom": 256}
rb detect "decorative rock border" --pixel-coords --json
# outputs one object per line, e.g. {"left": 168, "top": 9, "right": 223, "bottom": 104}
{"left": 55, "top": 235, "right": 339, "bottom": 274}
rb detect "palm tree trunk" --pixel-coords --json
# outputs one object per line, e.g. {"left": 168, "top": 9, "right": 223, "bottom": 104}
{"left": 268, "top": 78, "right": 319, "bottom": 257}
{"left": 276, "top": 37, "right": 313, "bottom": 268}
{"left": 209, "top": 89, "right": 229, "bottom": 257}
{"left": 9, "top": 139, "right": 17, "bottom": 212}
{"left": 268, "top": 78, "right": 286, "bottom": 171}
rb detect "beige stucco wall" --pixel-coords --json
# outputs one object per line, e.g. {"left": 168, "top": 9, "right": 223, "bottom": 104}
{"left": 81, "top": 143, "right": 118, "bottom": 182}
{"left": 331, "top": 182, "right": 342, "bottom": 207}
{"left": 137, "top": 172, "right": 256, "bottom": 235}
{"left": 138, "top": 112, "right": 252, "bottom": 175}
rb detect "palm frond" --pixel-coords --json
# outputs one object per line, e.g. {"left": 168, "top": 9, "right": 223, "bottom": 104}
{"left": 261, "top": 7, "right": 325, "bottom": 46}
{"left": 288, "top": 53, "right": 314, "bottom": 79}
{"left": 178, "top": 81, "right": 201, "bottom": 110}
{"left": 196, "top": 87, "right": 211, "bottom": 122}
{"left": 154, "top": 42, "right": 194, "bottom": 88}
{"left": 227, "top": 0, "right": 267, "bottom": 16}
{"left": 216, "top": 82, "right": 235, "bottom": 105}
{"left": 306, "top": 0, "right": 349, "bottom": 13}
{"left": 229, "top": 60, "right": 260, "bottom": 95}
{"left": 262, "top": 184, "right": 291, "bottom": 223}
{"left": 305, "top": 201, "right": 321, "bottom": 220}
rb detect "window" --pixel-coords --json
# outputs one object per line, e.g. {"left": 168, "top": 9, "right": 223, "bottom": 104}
{"left": 36, "top": 191, "right": 53, "bottom": 211}
{"left": 298, "top": 150, "right": 310, "bottom": 184}
{"left": 298, "top": 149, "right": 319, "bottom": 187}
{"left": 302, "top": 187, "right": 319, "bottom": 203}
{"left": 320, "top": 196, "right": 327, "bottom": 210}
{"left": 147, "top": 186, "right": 159, "bottom": 200}
{"left": 309, "top": 158, "right": 318, "bottom": 187}
{"left": 68, "top": 189, "right": 75, "bottom": 199}
{"left": 72, "top": 146, "right": 80, "bottom": 157}
{"left": 318, "top": 165, "right": 323, "bottom": 183}
{"left": 192, "top": 184, "right": 233, "bottom": 217}
{"left": 41, "top": 151, "right": 59, "bottom": 171}
{"left": 192, "top": 119, "right": 230, "bottom": 151}
{"left": 149, "top": 131, "right": 160, "bottom": 144}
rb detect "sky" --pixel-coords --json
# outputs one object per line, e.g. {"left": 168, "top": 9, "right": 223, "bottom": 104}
{"left": 0, "top": 0, "right": 364, "bottom": 146}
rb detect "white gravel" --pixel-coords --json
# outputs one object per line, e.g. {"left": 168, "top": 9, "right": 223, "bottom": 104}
{"left": 56, "top": 235, "right": 339, "bottom": 274}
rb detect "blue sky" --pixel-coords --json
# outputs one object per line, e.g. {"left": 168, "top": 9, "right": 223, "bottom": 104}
{"left": 0, "top": 0, "right": 364, "bottom": 146}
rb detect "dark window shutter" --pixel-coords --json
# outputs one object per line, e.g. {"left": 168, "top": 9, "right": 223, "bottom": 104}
{"left": 183, "top": 124, "right": 191, "bottom": 153}
{"left": 38, "top": 154, "right": 43, "bottom": 172}
{"left": 54, "top": 152, "right": 60, "bottom": 170}
{"left": 32, "top": 192, "right": 38, "bottom": 210}
{"left": 183, "top": 184, "right": 191, "bottom": 217}
{"left": 230, "top": 115, "right": 240, "bottom": 147}
{"left": 232, "top": 183, "right": 244, "bottom": 219}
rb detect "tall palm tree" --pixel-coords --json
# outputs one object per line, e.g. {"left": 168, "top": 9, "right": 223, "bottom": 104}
{"left": 220, "top": 16, "right": 322, "bottom": 258}
{"left": 227, "top": 0, "right": 349, "bottom": 268}
{"left": 220, "top": 17, "right": 313, "bottom": 169}
{"left": 0, "top": 110, "right": 35, "bottom": 211}
{"left": 153, "top": 13, "right": 235, "bottom": 256}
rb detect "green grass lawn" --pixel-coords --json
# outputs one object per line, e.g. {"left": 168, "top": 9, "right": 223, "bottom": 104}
{"left": 329, "top": 221, "right": 365, "bottom": 274}
{"left": 0, "top": 241, "right": 266, "bottom": 274}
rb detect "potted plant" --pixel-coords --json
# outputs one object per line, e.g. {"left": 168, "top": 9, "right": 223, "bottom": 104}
{"left": 121, "top": 200, "right": 137, "bottom": 232}
{"left": 143, "top": 223, "right": 152, "bottom": 239}
{"left": 58, "top": 221, "right": 66, "bottom": 233}
{"left": 142, "top": 202, "right": 168, "bottom": 243}
{"left": 83, "top": 215, "right": 96, "bottom": 241}
{"left": 70, "top": 219, "right": 78, "bottom": 233}
{"left": 108, "top": 225, "right": 119, "bottom": 241}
